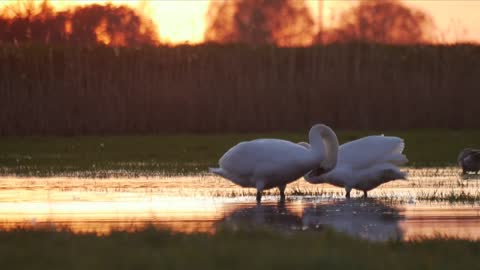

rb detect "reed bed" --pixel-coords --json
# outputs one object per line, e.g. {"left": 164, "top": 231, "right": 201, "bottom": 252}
{"left": 1, "top": 43, "right": 480, "bottom": 135}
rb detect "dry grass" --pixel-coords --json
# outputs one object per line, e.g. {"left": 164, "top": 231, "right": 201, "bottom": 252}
{"left": 0, "top": 43, "right": 479, "bottom": 135}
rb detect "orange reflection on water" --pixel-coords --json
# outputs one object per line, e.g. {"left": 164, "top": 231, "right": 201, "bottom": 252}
{"left": 0, "top": 169, "right": 479, "bottom": 241}
{"left": 400, "top": 205, "right": 480, "bottom": 240}
{"left": 0, "top": 196, "right": 228, "bottom": 235}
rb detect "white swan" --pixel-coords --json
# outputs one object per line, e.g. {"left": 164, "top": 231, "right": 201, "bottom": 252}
{"left": 209, "top": 124, "right": 339, "bottom": 202}
{"left": 302, "top": 135, "right": 408, "bottom": 198}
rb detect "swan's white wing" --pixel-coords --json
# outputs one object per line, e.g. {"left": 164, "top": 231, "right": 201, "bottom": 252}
{"left": 338, "top": 136, "right": 407, "bottom": 170}
{"left": 351, "top": 163, "right": 407, "bottom": 188}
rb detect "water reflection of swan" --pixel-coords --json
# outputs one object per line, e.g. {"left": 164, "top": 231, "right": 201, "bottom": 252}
{"left": 217, "top": 203, "right": 302, "bottom": 231}
{"left": 218, "top": 200, "right": 403, "bottom": 241}
{"left": 210, "top": 124, "right": 339, "bottom": 202}
{"left": 302, "top": 136, "right": 407, "bottom": 198}
{"left": 302, "top": 200, "right": 403, "bottom": 241}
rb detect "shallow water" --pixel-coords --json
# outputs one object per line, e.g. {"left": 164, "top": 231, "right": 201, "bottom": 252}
{"left": 0, "top": 167, "right": 480, "bottom": 241}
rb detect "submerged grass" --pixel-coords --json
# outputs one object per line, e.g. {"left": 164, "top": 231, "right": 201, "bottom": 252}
{"left": 209, "top": 187, "right": 480, "bottom": 203}
{"left": 0, "top": 227, "right": 478, "bottom": 270}
{"left": 0, "top": 130, "right": 479, "bottom": 176}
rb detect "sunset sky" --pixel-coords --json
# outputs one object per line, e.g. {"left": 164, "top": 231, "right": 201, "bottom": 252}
{"left": 1, "top": 0, "right": 479, "bottom": 44}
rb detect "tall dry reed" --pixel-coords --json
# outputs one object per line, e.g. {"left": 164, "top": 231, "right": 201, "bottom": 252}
{"left": 0, "top": 43, "right": 479, "bottom": 135}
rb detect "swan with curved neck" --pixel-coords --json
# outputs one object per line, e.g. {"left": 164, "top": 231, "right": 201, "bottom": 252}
{"left": 209, "top": 124, "right": 339, "bottom": 202}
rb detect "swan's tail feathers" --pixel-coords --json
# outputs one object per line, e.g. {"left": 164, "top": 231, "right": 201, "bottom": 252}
{"left": 209, "top": 167, "right": 248, "bottom": 187}
{"left": 394, "top": 139, "right": 405, "bottom": 154}
{"left": 209, "top": 167, "right": 232, "bottom": 181}
{"left": 383, "top": 168, "right": 408, "bottom": 181}
{"left": 209, "top": 167, "right": 223, "bottom": 175}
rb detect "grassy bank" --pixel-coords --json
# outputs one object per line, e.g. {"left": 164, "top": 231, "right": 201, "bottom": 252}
{"left": 0, "top": 130, "right": 478, "bottom": 176}
{"left": 0, "top": 227, "right": 477, "bottom": 270}
{"left": 1, "top": 44, "right": 480, "bottom": 135}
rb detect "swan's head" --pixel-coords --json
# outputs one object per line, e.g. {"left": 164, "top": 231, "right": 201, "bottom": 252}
{"left": 303, "top": 168, "right": 328, "bottom": 184}
{"left": 309, "top": 167, "right": 327, "bottom": 177}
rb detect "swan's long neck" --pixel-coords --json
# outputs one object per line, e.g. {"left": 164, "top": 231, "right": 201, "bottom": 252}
{"left": 308, "top": 124, "right": 339, "bottom": 173}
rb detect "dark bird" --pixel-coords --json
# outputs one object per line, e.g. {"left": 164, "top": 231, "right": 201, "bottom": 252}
{"left": 458, "top": 148, "right": 480, "bottom": 175}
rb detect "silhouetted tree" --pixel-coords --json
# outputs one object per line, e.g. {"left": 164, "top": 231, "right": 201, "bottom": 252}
{"left": 205, "top": 0, "right": 315, "bottom": 46}
{"left": 0, "top": 1, "right": 158, "bottom": 46}
{"left": 318, "top": 0, "right": 433, "bottom": 44}
{"left": 70, "top": 4, "right": 158, "bottom": 46}
{"left": 0, "top": 0, "right": 58, "bottom": 43}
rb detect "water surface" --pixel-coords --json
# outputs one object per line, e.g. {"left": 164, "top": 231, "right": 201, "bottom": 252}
{"left": 1, "top": 167, "right": 479, "bottom": 241}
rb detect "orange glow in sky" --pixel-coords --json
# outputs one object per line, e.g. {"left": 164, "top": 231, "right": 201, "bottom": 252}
{"left": 315, "top": 0, "right": 480, "bottom": 43}
{"left": 405, "top": 0, "right": 480, "bottom": 43}
{"left": 0, "top": 0, "right": 479, "bottom": 44}
{"left": 31, "top": 0, "right": 211, "bottom": 44}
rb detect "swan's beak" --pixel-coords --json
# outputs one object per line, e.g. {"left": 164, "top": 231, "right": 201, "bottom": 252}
{"left": 304, "top": 171, "right": 314, "bottom": 182}
{"left": 304, "top": 167, "right": 326, "bottom": 184}
{"left": 305, "top": 167, "right": 326, "bottom": 180}
{"left": 311, "top": 167, "right": 326, "bottom": 176}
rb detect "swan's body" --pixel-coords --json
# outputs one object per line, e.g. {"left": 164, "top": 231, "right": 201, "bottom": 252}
{"left": 210, "top": 124, "right": 339, "bottom": 202}
{"left": 458, "top": 148, "right": 480, "bottom": 174}
{"left": 303, "top": 135, "right": 407, "bottom": 198}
